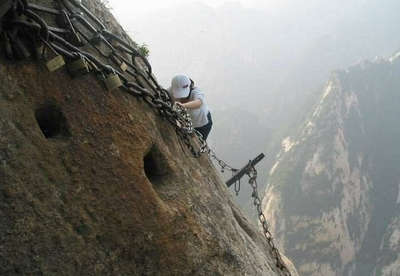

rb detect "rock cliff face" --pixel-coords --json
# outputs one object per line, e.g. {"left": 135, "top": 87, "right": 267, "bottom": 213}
{"left": 0, "top": 1, "right": 291, "bottom": 275}
{"left": 263, "top": 53, "right": 400, "bottom": 275}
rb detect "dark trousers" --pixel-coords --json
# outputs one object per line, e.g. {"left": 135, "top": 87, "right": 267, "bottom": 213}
{"left": 195, "top": 112, "right": 212, "bottom": 140}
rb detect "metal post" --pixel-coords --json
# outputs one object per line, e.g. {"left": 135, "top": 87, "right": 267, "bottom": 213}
{"left": 226, "top": 153, "right": 265, "bottom": 187}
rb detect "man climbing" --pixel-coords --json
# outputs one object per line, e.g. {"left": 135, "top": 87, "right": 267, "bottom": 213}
{"left": 169, "top": 74, "right": 212, "bottom": 140}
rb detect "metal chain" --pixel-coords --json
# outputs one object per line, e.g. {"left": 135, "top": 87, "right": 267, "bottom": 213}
{"left": 247, "top": 166, "right": 291, "bottom": 276}
{"left": 234, "top": 178, "right": 240, "bottom": 196}
{"left": 208, "top": 149, "right": 238, "bottom": 173}
{"left": 1, "top": 0, "right": 201, "bottom": 157}
{"left": 1, "top": 2, "right": 291, "bottom": 274}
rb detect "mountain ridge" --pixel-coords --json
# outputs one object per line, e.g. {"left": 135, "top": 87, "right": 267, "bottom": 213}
{"left": 263, "top": 50, "right": 400, "bottom": 276}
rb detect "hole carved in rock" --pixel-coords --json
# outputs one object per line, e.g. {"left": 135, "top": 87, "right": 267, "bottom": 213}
{"left": 35, "top": 104, "right": 71, "bottom": 139}
{"left": 143, "top": 145, "right": 169, "bottom": 185}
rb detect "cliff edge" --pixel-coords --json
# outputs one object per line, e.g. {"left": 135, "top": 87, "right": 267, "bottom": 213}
{"left": 0, "top": 0, "right": 292, "bottom": 275}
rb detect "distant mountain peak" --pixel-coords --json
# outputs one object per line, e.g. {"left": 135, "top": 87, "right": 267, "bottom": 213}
{"left": 263, "top": 52, "right": 400, "bottom": 276}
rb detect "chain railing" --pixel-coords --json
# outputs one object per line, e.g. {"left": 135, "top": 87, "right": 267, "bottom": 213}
{"left": 247, "top": 166, "right": 291, "bottom": 276}
{"left": 0, "top": 1, "right": 291, "bottom": 274}
{"left": 225, "top": 156, "right": 292, "bottom": 276}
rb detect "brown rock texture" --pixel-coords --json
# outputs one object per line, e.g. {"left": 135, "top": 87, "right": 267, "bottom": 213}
{"left": 0, "top": 1, "right": 290, "bottom": 275}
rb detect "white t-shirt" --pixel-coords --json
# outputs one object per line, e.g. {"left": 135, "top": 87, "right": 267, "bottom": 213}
{"left": 187, "top": 87, "right": 210, "bottom": 128}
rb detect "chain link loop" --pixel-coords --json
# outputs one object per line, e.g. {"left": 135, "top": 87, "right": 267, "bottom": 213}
{"left": 246, "top": 166, "right": 292, "bottom": 276}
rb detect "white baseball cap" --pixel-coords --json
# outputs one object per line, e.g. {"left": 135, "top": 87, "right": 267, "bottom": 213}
{"left": 170, "top": 74, "right": 191, "bottom": 98}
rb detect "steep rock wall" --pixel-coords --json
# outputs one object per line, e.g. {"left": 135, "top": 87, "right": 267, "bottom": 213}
{"left": 0, "top": 0, "right": 291, "bottom": 275}
{"left": 263, "top": 54, "right": 400, "bottom": 275}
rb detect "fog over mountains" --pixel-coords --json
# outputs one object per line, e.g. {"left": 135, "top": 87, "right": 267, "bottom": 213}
{"left": 111, "top": 0, "right": 400, "bottom": 215}
{"left": 120, "top": 0, "right": 400, "bottom": 112}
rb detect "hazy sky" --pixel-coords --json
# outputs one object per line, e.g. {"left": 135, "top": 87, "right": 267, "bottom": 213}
{"left": 109, "top": 0, "right": 260, "bottom": 13}
{"left": 108, "top": 0, "right": 283, "bottom": 26}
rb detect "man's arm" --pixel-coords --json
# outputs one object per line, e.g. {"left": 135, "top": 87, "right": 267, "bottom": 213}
{"left": 179, "top": 99, "right": 202, "bottom": 109}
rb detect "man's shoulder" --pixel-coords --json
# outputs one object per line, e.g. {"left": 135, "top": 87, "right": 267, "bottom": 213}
{"left": 192, "top": 87, "right": 204, "bottom": 94}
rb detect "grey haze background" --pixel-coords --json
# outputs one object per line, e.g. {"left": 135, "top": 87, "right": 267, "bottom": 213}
{"left": 108, "top": 0, "right": 400, "bottom": 218}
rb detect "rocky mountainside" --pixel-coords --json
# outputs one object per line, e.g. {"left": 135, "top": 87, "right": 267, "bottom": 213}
{"left": 0, "top": 0, "right": 296, "bottom": 275}
{"left": 263, "top": 53, "right": 400, "bottom": 275}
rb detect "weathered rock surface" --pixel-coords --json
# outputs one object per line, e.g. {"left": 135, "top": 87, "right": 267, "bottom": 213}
{"left": 263, "top": 53, "right": 400, "bottom": 275}
{"left": 0, "top": 0, "right": 290, "bottom": 275}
